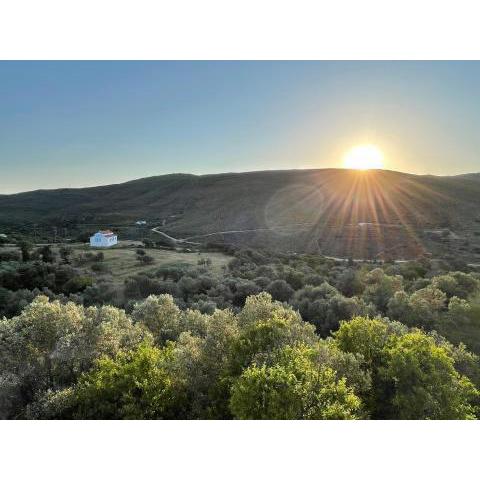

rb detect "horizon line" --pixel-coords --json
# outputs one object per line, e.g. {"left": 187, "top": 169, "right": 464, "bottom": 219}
{"left": 2, "top": 166, "right": 480, "bottom": 196}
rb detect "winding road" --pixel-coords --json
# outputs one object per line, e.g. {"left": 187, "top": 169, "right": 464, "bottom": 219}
{"left": 151, "top": 222, "right": 316, "bottom": 243}
{"left": 150, "top": 223, "right": 480, "bottom": 267}
{"left": 151, "top": 224, "right": 414, "bottom": 263}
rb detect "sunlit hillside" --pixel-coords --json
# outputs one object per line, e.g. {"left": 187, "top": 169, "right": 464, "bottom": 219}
{"left": 1, "top": 168, "right": 480, "bottom": 261}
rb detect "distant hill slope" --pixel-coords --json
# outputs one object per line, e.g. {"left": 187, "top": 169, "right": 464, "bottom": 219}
{"left": 2, "top": 169, "right": 480, "bottom": 259}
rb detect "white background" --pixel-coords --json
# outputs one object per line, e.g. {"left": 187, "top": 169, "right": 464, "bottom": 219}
{"left": 1, "top": 1, "right": 479, "bottom": 478}
{"left": 1, "top": 420, "right": 477, "bottom": 478}
{"left": 1, "top": 0, "right": 480, "bottom": 59}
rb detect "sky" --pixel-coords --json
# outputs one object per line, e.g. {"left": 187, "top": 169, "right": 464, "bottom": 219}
{"left": 1, "top": 61, "right": 480, "bottom": 193}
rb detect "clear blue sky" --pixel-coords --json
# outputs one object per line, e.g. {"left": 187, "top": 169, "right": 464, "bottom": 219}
{"left": 2, "top": 61, "right": 480, "bottom": 193}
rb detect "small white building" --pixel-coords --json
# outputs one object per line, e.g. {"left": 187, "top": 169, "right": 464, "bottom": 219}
{"left": 89, "top": 230, "right": 118, "bottom": 248}
{"left": 135, "top": 220, "right": 147, "bottom": 225}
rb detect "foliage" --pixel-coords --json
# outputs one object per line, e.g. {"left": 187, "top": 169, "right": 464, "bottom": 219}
{"left": 131, "top": 294, "right": 182, "bottom": 345}
{"left": 64, "top": 343, "right": 188, "bottom": 419}
{"left": 230, "top": 345, "right": 362, "bottom": 420}
{"left": 0, "top": 296, "right": 150, "bottom": 418}
{"left": 334, "top": 316, "right": 479, "bottom": 419}
{"left": 2, "top": 240, "right": 480, "bottom": 419}
{"left": 383, "top": 331, "right": 478, "bottom": 419}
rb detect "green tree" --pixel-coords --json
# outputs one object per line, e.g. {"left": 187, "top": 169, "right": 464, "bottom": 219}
{"left": 68, "top": 342, "right": 188, "bottom": 419}
{"left": 431, "top": 272, "right": 479, "bottom": 300}
{"left": 131, "top": 294, "right": 182, "bottom": 345}
{"left": 362, "top": 268, "right": 403, "bottom": 313}
{"left": 229, "top": 293, "right": 317, "bottom": 375}
{"left": 59, "top": 246, "right": 73, "bottom": 264}
{"left": 266, "top": 279, "right": 294, "bottom": 302}
{"left": 334, "top": 316, "right": 399, "bottom": 369}
{"left": 335, "top": 316, "right": 479, "bottom": 419}
{"left": 230, "top": 345, "right": 362, "bottom": 420}
{"left": 408, "top": 286, "right": 446, "bottom": 329}
{"left": 387, "top": 287, "right": 447, "bottom": 330}
{"left": 63, "top": 275, "right": 93, "bottom": 294}
{"left": 18, "top": 240, "right": 33, "bottom": 262}
{"left": 38, "top": 245, "right": 55, "bottom": 263}
{"left": 292, "top": 283, "right": 369, "bottom": 336}
{"left": 382, "top": 331, "right": 478, "bottom": 419}
{"left": 336, "top": 268, "right": 364, "bottom": 297}
{"left": 333, "top": 316, "right": 404, "bottom": 418}
{"left": 0, "top": 296, "right": 150, "bottom": 418}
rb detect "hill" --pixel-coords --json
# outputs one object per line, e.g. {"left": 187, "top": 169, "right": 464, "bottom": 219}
{"left": 2, "top": 168, "right": 480, "bottom": 260}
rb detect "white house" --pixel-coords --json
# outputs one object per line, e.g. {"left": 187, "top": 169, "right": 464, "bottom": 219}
{"left": 135, "top": 220, "right": 147, "bottom": 225}
{"left": 89, "top": 230, "right": 118, "bottom": 248}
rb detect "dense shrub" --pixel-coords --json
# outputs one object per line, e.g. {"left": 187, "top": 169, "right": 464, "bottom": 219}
{"left": 2, "top": 245, "right": 480, "bottom": 419}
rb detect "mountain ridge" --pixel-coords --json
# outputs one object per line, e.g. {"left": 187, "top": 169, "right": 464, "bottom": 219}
{"left": 2, "top": 168, "right": 480, "bottom": 260}
{"left": 6, "top": 167, "right": 480, "bottom": 197}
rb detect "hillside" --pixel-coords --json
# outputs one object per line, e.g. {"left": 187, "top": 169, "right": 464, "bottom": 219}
{"left": 2, "top": 168, "right": 480, "bottom": 260}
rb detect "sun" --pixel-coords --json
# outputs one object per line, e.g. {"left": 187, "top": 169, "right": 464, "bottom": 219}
{"left": 343, "top": 144, "right": 384, "bottom": 170}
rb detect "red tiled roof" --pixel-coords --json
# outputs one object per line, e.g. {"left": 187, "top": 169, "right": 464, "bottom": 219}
{"left": 99, "top": 230, "right": 115, "bottom": 236}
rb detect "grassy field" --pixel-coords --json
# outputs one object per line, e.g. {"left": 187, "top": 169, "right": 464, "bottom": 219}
{"left": 3, "top": 242, "right": 232, "bottom": 285}
{"left": 71, "top": 243, "right": 232, "bottom": 285}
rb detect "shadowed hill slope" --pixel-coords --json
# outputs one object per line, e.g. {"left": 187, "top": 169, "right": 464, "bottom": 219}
{"left": 2, "top": 169, "right": 480, "bottom": 259}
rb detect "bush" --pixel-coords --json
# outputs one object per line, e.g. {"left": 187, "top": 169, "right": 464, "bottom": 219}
{"left": 266, "top": 279, "right": 294, "bottom": 302}
{"left": 91, "top": 262, "right": 108, "bottom": 273}
{"left": 138, "top": 255, "right": 155, "bottom": 265}
{"left": 0, "top": 251, "right": 20, "bottom": 262}
{"left": 63, "top": 276, "right": 94, "bottom": 294}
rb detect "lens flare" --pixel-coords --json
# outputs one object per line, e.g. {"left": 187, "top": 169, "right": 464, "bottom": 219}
{"left": 343, "top": 144, "right": 384, "bottom": 170}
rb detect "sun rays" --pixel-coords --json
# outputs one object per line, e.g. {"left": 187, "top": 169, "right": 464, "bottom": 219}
{"left": 259, "top": 160, "right": 457, "bottom": 260}
{"left": 297, "top": 169, "right": 454, "bottom": 260}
